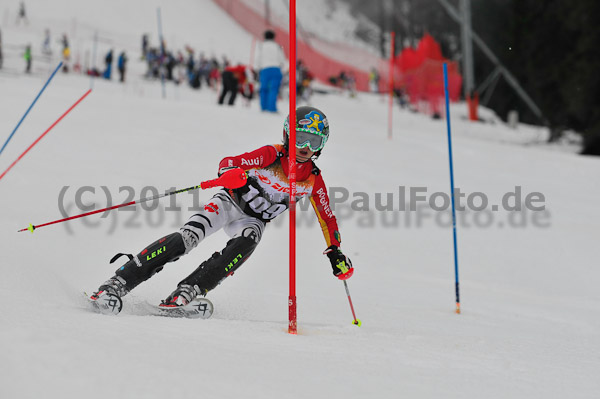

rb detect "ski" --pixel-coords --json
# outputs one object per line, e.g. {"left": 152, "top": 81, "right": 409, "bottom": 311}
{"left": 83, "top": 292, "right": 214, "bottom": 319}
{"left": 149, "top": 297, "right": 214, "bottom": 319}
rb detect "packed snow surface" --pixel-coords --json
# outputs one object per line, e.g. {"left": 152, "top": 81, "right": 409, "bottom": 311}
{"left": 0, "top": 1, "right": 598, "bottom": 398}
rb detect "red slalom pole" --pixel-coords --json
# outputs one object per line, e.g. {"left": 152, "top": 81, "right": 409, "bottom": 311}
{"left": 388, "top": 32, "right": 395, "bottom": 140}
{"left": 17, "top": 167, "right": 247, "bottom": 233}
{"left": 288, "top": 0, "right": 298, "bottom": 335}
{"left": 0, "top": 89, "right": 92, "bottom": 182}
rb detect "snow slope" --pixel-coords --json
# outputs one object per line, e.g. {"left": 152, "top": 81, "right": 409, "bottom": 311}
{"left": 1, "top": 1, "right": 599, "bottom": 398}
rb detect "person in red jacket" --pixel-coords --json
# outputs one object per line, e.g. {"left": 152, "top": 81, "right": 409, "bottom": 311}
{"left": 218, "top": 63, "right": 252, "bottom": 106}
{"left": 90, "top": 106, "right": 353, "bottom": 313}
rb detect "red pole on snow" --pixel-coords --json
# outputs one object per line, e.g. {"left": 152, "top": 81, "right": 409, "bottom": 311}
{"left": 388, "top": 32, "right": 395, "bottom": 140}
{"left": 0, "top": 89, "right": 92, "bottom": 183}
{"left": 288, "top": 0, "right": 298, "bottom": 335}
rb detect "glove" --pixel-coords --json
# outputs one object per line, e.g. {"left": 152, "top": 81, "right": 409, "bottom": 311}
{"left": 323, "top": 245, "right": 353, "bottom": 280}
{"left": 218, "top": 166, "right": 239, "bottom": 176}
{"left": 217, "top": 166, "right": 248, "bottom": 189}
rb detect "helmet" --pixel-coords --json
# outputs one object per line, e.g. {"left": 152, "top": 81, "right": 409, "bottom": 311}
{"left": 283, "top": 106, "right": 329, "bottom": 158}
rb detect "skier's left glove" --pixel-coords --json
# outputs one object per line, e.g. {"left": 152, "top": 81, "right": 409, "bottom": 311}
{"left": 324, "top": 245, "right": 353, "bottom": 280}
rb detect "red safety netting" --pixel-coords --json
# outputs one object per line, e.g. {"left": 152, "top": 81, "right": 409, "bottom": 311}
{"left": 213, "top": 0, "right": 462, "bottom": 114}
{"left": 213, "top": 0, "right": 380, "bottom": 91}
{"left": 393, "top": 34, "right": 462, "bottom": 115}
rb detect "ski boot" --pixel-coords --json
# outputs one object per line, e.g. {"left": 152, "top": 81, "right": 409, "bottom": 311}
{"left": 89, "top": 276, "right": 126, "bottom": 315}
{"left": 159, "top": 284, "right": 204, "bottom": 308}
{"left": 159, "top": 284, "right": 213, "bottom": 319}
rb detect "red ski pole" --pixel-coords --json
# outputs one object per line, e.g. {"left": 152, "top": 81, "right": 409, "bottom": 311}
{"left": 17, "top": 167, "right": 247, "bottom": 233}
{"left": 343, "top": 280, "right": 361, "bottom": 326}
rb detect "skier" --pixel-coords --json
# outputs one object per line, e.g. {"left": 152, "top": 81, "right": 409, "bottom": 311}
{"left": 90, "top": 106, "right": 353, "bottom": 312}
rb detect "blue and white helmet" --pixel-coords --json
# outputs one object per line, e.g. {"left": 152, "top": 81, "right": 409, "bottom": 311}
{"left": 283, "top": 106, "right": 329, "bottom": 156}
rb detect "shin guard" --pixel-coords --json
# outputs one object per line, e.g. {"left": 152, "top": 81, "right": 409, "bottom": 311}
{"left": 179, "top": 235, "right": 258, "bottom": 294}
{"left": 113, "top": 232, "right": 186, "bottom": 292}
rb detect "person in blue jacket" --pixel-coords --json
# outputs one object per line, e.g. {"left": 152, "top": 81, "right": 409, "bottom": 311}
{"left": 117, "top": 51, "right": 128, "bottom": 82}
{"left": 103, "top": 49, "right": 113, "bottom": 80}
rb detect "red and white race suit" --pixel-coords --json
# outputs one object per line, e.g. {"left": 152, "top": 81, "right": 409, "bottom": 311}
{"left": 219, "top": 144, "right": 341, "bottom": 248}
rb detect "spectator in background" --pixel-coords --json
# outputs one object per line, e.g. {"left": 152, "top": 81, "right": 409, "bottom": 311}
{"left": 141, "top": 34, "right": 149, "bottom": 59}
{"left": 346, "top": 71, "right": 357, "bottom": 98}
{"left": 61, "top": 34, "right": 70, "bottom": 72}
{"left": 218, "top": 64, "right": 252, "bottom": 106}
{"left": 368, "top": 67, "right": 380, "bottom": 93}
{"left": 185, "top": 47, "right": 195, "bottom": 85}
{"left": 208, "top": 57, "right": 220, "bottom": 88}
{"left": 24, "top": 44, "right": 32, "bottom": 73}
{"left": 16, "top": 2, "right": 28, "bottom": 26}
{"left": 257, "top": 30, "right": 285, "bottom": 112}
{"left": 117, "top": 51, "right": 128, "bottom": 82}
{"left": 42, "top": 29, "right": 52, "bottom": 55}
{"left": 296, "top": 60, "right": 314, "bottom": 103}
{"left": 103, "top": 49, "right": 113, "bottom": 79}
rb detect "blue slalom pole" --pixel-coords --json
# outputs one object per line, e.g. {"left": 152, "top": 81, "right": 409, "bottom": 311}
{"left": 0, "top": 61, "right": 63, "bottom": 157}
{"left": 443, "top": 63, "right": 461, "bottom": 314}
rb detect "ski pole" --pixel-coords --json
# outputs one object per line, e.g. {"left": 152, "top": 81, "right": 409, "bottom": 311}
{"left": 18, "top": 168, "right": 247, "bottom": 233}
{"left": 0, "top": 61, "right": 63, "bottom": 157}
{"left": 343, "top": 280, "right": 361, "bottom": 327}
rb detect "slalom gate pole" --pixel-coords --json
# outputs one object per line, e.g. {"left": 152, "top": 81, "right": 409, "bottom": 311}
{"left": 17, "top": 168, "right": 247, "bottom": 233}
{"left": 443, "top": 63, "right": 461, "bottom": 314}
{"left": 388, "top": 32, "right": 395, "bottom": 140}
{"left": 343, "top": 280, "right": 361, "bottom": 326}
{"left": 249, "top": 37, "right": 256, "bottom": 68}
{"left": 0, "top": 61, "right": 63, "bottom": 157}
{"left": 288, "top": 0, "right": 298, "bottom": 335}
{"left": 0, "top": 89, "right": 92, "bottom": 183}
{"left": 90, "top": 32, "right": 98, "bottom": 90}
{"left": 157, "top": 7, "right": 166, "bottom": 99}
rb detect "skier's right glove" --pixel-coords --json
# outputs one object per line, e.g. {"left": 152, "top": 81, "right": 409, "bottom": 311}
{"left": 218, "top": 166, "right": 240, "bottom": 176}
{"left": 324, "top": 245, "right": 353, "bottom": 280}
{"left": 217, "top": 166, "right": 248, "bottom": 189}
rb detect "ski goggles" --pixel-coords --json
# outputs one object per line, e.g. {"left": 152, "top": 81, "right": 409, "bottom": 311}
{"left": 294, "top": 129, "right": 328, "bottom": 152}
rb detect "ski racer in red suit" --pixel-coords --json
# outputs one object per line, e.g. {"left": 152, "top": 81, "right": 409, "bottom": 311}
{"left": 90, "top": 106, "right": 353, "bottom": 313}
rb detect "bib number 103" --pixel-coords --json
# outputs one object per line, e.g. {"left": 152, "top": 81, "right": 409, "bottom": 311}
{"left": 241, "top": 185, "right": 287, "bottom": 220}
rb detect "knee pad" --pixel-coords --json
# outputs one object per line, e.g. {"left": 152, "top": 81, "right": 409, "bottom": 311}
{"left": 179, "top": 228, "right": 199, "bottom": 254}
{"left": 114, "top": 232, "right": 186, "bottom": 291}
{"left": 179, "top": 235, "right": 258, "bottom": 294}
